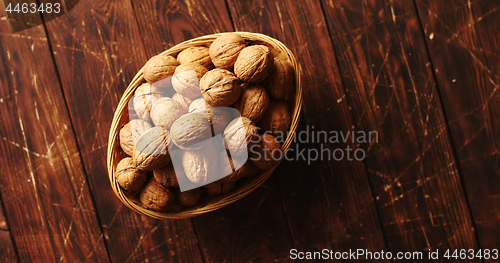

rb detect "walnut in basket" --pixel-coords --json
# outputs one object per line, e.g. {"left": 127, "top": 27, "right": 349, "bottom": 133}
{"left": 153, "top": 160, "right": 188, "bottom": 188}
{"left": 133, "top": 127, "right": 173, "bottom": 171}
{"left": 263, "top": 58, "right": 294, "bottom": 100}
{"left": 258, "top": 100, "right": 291, "bottom": 138}
{"left": 223, "top": 117, "right": 259, "bottom": 157}
{"left": 139, "top": 178, "right": 175, "bottom": 212}
{"left": 234, "top": 45, "right": 273, "bottom": 83}
{"left": 182, "top": 143, "right": 219, "bottom": 184}
{"left": 250, "top": 133, "right": 283, "bottom": 170}
{"left": 150, "top": 97, "right": 187, "bottom": 129}
{"left": 172, "top": 93, "right": 193, "bottom": 112}
{"left": 203, "top": 181, "right": 235, "bottom": 195}
{"left": 171, "top": 63, "right": 207, "bottom": 99}
{"left": 175, "top": 188, "right": 203, "bottom": 207}
{"left": 119, "top": 119, "right": 152, "bottom": 156}
{"left": 133, "top": 83, "right": 164, "bottom": 122}
{"left": 188, "top": 97, "right": 208, "bottom": 113}
{"left": 200, "top": 69, "right": 241, "bottom": 107}
{"left": 177, "top": 46, "right": 213, "bottom": 69}
{"left": 209, "top": 33, "right": 247, "bottom": 70}
{"left": 232, "top": 84, "right": 270, "bottom": 122}
{"left": 170, "top": 112, "right": 213, "bottom": 149}
{"left": 143, "top": 55, "right": 179, "bottom": 85}
{"left": 219, "top": 151, "right": 249, "bottom": 184}
{"left": 115, "top": 157, "right": 147, "bottom": 192}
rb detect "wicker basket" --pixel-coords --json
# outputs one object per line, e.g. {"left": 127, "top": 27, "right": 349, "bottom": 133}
{"left": 107, "top": 32, "right": 302, "bottom": 219}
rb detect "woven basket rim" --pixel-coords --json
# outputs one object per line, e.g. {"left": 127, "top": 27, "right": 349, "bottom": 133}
{"left": 107, "top": 32, "right": 303, "bottom": 219}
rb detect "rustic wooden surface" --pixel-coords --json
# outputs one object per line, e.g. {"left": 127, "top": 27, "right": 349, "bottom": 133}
{"left": 0, "top": 0, "right": 498, "bottom": 262}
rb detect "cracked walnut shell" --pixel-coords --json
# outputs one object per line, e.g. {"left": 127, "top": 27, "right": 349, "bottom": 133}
{"left": 209, "top": 33, "right": 247, "bottom": 70}
{"left": 200, "top": 69, "right": 241, "bottom": 107}
{"left": 234, "top": 45, "right": 273, "bottom": 83}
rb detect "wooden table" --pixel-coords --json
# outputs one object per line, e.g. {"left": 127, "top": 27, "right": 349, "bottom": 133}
{"left": 0, "top": 0, "right": 499, "bottom": 262}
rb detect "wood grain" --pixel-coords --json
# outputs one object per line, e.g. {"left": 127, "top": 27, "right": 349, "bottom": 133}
{"left": 321, "top": 0, "right": 479, "bottom": 260}
{"left": 226, "top": 0, "right": 389, "bottom": 259}
{"left": 41, "top": 0, "right": 203, "bottom": 262}
{"left": 0, "top": 195, "right": 18, "bottom": 263}
{"left": 0, "top": 2, "right": 109, "bottom": 262}
{"left": 416, "top": 0, "right": 500, "bottom": 256}
{"left": 132, "top": 0, "right": 296, "bottom": 262}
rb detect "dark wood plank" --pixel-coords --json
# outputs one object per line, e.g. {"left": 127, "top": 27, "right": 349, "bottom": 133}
{"left": 0, "top": 4, "right": 109, "bottom": 262}
{"left": 416, "top": 0, "right": 500, "bottom": 257}
{"left": 0, "top": 195, "right": 18, "bottom": 263}
{"left": 41, "top": 0, "right": 203, "bottom": 262}
{"left": 227, "top": 0, "right": 390, "bottom": 259}
{"left": 132, "top": 0, "right": 296, "bottom": 262}
{"left": 321, "top": 0, "right": 479, "bottom": 260}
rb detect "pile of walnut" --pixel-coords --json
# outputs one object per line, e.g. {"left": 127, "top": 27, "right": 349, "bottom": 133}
{"left": 116, "top": 33, "right": 294, "bottom": 212}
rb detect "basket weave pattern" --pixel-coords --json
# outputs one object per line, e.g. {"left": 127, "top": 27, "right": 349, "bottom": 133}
{"left": 107, "top": 32, "right": 302, "bottom": 219}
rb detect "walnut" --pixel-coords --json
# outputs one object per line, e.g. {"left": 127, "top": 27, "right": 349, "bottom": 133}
{"left": 209, "top": 33, "right": 247, "bottom": 70}
{"left": 150, "top": 97, "right": 187, "bottom": 129}
{"left": 258, "top": 100, "right": 291, "bottom": 138}
{"left": 250, "top": 134, "right": 283, "bottom": 170}
{"left": 200, "top": 69, "right": 241, "bottom": 107}
{"left": 219, "top": 152, "right": 248, "bottom": 184}
{"left": 203, "top": 181, "right": 234, "bottom": 195}
{"left": 133, "top": 127, "right": 173, "bottom": 171}
{"left": 240, "top": 162, "right": 260, "bottom": 178}
{"left": 153, "top": 160, "right": 188, "bottom": 187}
{"left": 232, "top": 84, "right": 270, "bottom": 122}
{"left": 188, "top": 97, "right": 208, "bottom": 113}
{"left": 119, "top": 119, "right": 152, "bottom": 156}
{"left": 263, "top": 58, "right": 294, "bottom": 100}
{"left": 170, "top": 112, "right": 213, "bottom": 149}
{"left": 177, "top": 46, "right": 213, "bottom": 69}
{"left": 210, "top": 107, "right": 234, "bottom": 135}
{"left": 171, "top": 63, "right": 207, "bottom": 99}
{"left": 139, "top": 178, "right": 175, "bottom": 212}
{"left": 223, "top": 117, "right": 259, "bottom": 157}
{"left": 142, "top": 55, "right": 179, "bottom": 86}
{"left": 172, "top": 93, "right": 193, "bottom": 112}
{"left": 182, "top": 143, "right": 219, "bottom": 184}
{"left": 115, "top": 157, "right": 147, "bottom": 192}
{"left": 133, "top": 83, "right": 164, "bottom": 122}
{"left": 234, "top": 45, "right": 273, "bottom": 83}
{"left": 176, "top": 188, "right": 203, "bottom": 207}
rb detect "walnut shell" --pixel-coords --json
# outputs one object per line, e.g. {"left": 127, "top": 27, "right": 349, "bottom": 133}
{"left": 188, "top": 97, "right": 208, "bottom": 113}
{"left": 171, "top": 63, "right": 207, "bottom": 99}
{"left": 139, "top": 178, "right": 175, "bottom": 212}
{"left": 263, "top": 58, "right": 294, "bottom": 100}
{"left": 133, "top": 127, "right": 173, "bottom": 171}
{"left": 172, "top": 93, "right": 193, "bottom": 112}
{"left": 182, "top": 143, "right": 219, "bottom": 184}
{"left": 176, "top": 188, "right": 203, "bottom": 207}
{"left": 203, "top": 181, "right": 235, "bottom": 195}
{"left": 115, "top": 157, "right": 147, "bottom": 192}
{"left": 151, "top": 97, "right": 187, "bottom": 129}
{"left": 170, "top": 112, "right": 213, "bottom": 149}
{"left": 250, "top": 134, "right": 283, "bottom": 170}
{"left": 209, "top": 33, "right": 247, "bottom": 70}
{"left": 119, "top": 119, "right": 152, "bottom": 156}
{"left": 219, "top": 152, "right": 249, "bottom": 184}
{"left": 177, "top": 46, "right": 213, "bottom": 69}
{"left": 143, "top": 55, "right": 179, "bottom": 85}
{"left": 258, "top": 100, "right": 291, "bottom": 138}
{"left": 232, "top": 84, "right": 270, "bottom": 122}
{"left": 234, "top": 45, "right": 273, "bottom": 83}
{"left": 200, "top": 69, "right": 241, "bottom": 107}
{"left": 153, "top": 160, "right": 188, "bottom": 187}
{"left": 133, "top": 83, "right": 164, "bottom": 122}
{"left": 223, "top": 117, "right": 259, "bottom": 157}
